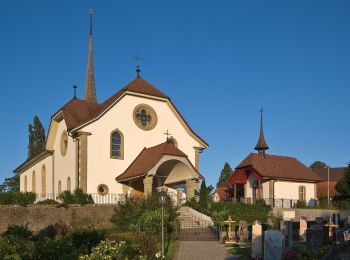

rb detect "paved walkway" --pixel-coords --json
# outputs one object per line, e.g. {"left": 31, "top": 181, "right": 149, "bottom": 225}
{"left": 175, "top": 241, "right": 231, "bottom": 260}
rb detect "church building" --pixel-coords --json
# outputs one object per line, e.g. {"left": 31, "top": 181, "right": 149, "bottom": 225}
{"left": 14, "top": 13, "right": 208, "bottom": 203}
{"left": 215, "top": 111, "right": 321, "bottom": 207}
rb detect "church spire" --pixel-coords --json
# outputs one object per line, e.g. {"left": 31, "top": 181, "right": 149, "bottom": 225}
{"left": 255, "top": 108, "right": 269, "bottom": 156}
{"left": 84, "top": 8, "right": 97, "bottom": 103}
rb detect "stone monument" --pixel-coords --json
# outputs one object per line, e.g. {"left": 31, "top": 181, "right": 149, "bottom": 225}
{"left": 224, "top": 216, "right": 236, "bottom": 243}
{"left": 264, "top": 230, "right": 283, "bottom": 260}
{"left": 251, "top": 221, "right": 262, "bottom": 259}
{"left": 316, "top": 217, "right": 323, "bottom": 226}
{"left": 299, "top": 216, "right": 307, "bottom": 240}
{"left": 306, "top": 227, "right": 325, "bottom": 249}
{"left": 238, "top": 220, "right": 248, "bottom": 243}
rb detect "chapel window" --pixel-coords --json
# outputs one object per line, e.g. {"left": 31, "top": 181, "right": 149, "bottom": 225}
{"left": 41, "top": 165, "right": 46, "bottom": 197}
{"left": 133, "top": 104, "right": 158, "bottom": 131}
{"left": 24, "top": 175, "right": 28, "bottom": 192}
{"left": 60, "top": 131, "right": 68, "bottom": 156}
{"left": 97, "top": 184, "right": 109, "bottom": 196}
{"left": 32, "top": 171, "right": 36, "bottom": 193}
{"left": 299, "top": 186, "right": 306, "bottom": 201}
{"left": 58, "top": 180, "right": 62, "bottom": 194}
{"left": 67, "top": 177, "right": 71, "bottom": 192}
{"left": 111, "top": 130, "right": 124, "bottom": 159}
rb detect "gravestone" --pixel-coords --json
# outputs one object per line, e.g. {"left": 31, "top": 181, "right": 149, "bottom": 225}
{"left": 299, "top": 216, "right": 307, "bottom": 240}
{"left": 251, "top": 221, "right": 262, "bottom": 259}
{"left": 306, "top": 227, "right": 325, "bottom": 249}
{"left": 280, "top": 221, "right": 293, "bottom": 249}
{"left": 347, "top": 216, "right": 350, "bottom": 226}
{"left": 336, "top": 227, "right": 350, "bottom": 244}
{"left": 333, "top": 213, "right": 341, "bottom": 226}
{"left": 237, "top": 220, "right": 248, "bottom": 243}
{"left": 316, "top": 217, "right": 323, "bottom": 226}
{"left": 264, "top": 230, "right": 283, "bottom": 260}
{"left": 344, "top": 231, "right": 350, "bottom": 242}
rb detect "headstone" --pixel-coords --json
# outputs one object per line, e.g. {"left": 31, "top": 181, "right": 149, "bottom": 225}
{"left": 237, "top": 220, "right": 248, "bottom": 243}
{"left": 299, "top": 216, "right": 307, "bottom": 240}
{"left": 344, "top": 231, "right": 350, "bottom": 241}
{"left": 333, "top": 213, "right": 341, "bottom": 226}
{"left": 282, "top": 211, "right": 295, "bottom": 220}
{"left": 347, "top": 216, "right": 350, "bottom": 226}
{"left": 264, "top": 230, "right": 283, "bottom": 260}
{"left": 316, "top": 217, "right": 323, "bottom": 226}
{"left": 336, "top": 227, "right": 349, "bottom": 244}
{"left": 280, "top": 221, "right": 293, "bottom": 249}
{"left": 306, "top": 227, "right": 325, "bottom": 249}
{"left": 251, "top": 221, "right": 262, "bottom": 259}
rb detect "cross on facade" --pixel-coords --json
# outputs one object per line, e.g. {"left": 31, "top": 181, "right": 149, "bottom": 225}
{"left": 164, "top": 130, "right": 171, "bottom": 141}
{"left": 132, "top": 52, "right": 144, "bottom": 77}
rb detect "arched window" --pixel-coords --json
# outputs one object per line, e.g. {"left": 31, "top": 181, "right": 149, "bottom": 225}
{"left": 67, "top": 177, "right": 71, "bottom": 192}
{"left": 24, "top": 175, "right": 28, "bottom": 192}
{"left": 32, "top": 171, "right": 36, "bottom": 193}
{"left": 41, "top": 165, "right": 46, "bottom": 197}
{"left": 58, "top": 180, "right": 62, "bottom": 194}
{"left": 299, "top": 186, "right": 306, "bottom": 201}
{"left": 111, "top": 130, "right": 124, "bottom": 159}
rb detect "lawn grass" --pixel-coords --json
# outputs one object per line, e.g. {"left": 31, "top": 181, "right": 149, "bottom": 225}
{"left": 226, "top": 243, "right": 251, "bottom": 259}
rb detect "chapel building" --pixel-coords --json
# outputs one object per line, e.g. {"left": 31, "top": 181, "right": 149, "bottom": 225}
{"left": 215, "top": 111, "right": 321, "bottom": 207}
{"left": 14, "top": 14, "right": 208, "bottom": 203}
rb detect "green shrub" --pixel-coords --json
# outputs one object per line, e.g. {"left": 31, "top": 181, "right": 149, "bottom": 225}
{"left": 36, "top": 199, "right": 59, "bottom": 205}
{"left": 295, "top": 200, "right": 307, "bottom": 208}
{"left": 69, "top": 228, "right": 106, "bottom": 254}
{"left": 3, "top": 224, "right": 32, "bottom": 239}
{"left": 33, "top": 237, "right": 79, "bottom": 260}
{"left": 79, "top": 239, "right": 127, "bottom": 260}
{"left": 138, "top": 209, "right": 170, "bottom": 237}
{"left": 0, "top": 191, "right": 36, "bottom": 206}
{"left": 58, "top": 188, "right": 94, "bottom": 205}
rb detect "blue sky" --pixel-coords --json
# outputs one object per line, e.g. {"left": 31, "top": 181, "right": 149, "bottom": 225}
{"left": 1, "top": 1, "right": 349, "bottom": 187}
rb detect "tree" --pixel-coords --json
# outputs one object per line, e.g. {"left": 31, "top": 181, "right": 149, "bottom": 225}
{"left": 0, "top": 175, "right": 20, "bottom": 192}
{"left": 310, "top": 161, "right": 327, "bottom": 169}
{"left": 206, "top": 185, "right": 214, "bottom": 196}
{"left": 335, "top": 163, "right": 350, "bottom": 198}
{"left": 27, "top": 116, "right": 46, "bottom": 159}
{"left": 217, "top": 162, "right": 232, "bottom": 186}
{"left": 199, "top": 179, "right": 208, "bottom": 209}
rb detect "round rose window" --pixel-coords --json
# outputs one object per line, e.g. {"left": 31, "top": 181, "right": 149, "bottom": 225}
{"left": 133, "top": 104, "right": 157, "bottom": 131}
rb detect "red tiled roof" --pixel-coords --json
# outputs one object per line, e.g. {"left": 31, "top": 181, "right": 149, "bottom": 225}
{"left": 236, "top": 153, "right": 322, "bottom": 182}
{"left": 312, "top": 167, "right": 346, "bottom": 182}
{"left": 54, "top": 77, "right": 207, "bottom": 147}
{"left": 115, "top": 142, "right": 189, "bottom": 182}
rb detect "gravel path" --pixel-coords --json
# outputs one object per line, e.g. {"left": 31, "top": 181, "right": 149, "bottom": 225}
{"left": 174, "top": 241, "right": 231, "bottom": 260}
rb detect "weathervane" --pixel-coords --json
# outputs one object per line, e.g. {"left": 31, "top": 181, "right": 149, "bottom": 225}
{"left": 132, "top": 52, "right": 144, "bottom": 78}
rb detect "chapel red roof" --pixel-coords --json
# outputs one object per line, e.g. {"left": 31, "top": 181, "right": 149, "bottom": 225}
{"left": 236, "top": 153, "right": 322, "bottom": 182}
{"left": 312, "top": 167, "right": 346, "bottom": 182}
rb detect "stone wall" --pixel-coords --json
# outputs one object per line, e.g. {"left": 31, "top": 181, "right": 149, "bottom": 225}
{"left": 0, "top": 204, "right": 116, "bottom": 233}
{"left": 273, "top": 208, "right": 350, "bottom": 221}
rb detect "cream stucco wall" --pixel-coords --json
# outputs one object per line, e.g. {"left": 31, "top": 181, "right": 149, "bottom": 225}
{"left": 53, "top": 120, "right": 76, "bottom": 193}
{"left": 274, "top": 181, "right": 316, "bottom": 202}
{"left": 80, "top": 94, "right": 204, "bottom": 194}
{"left": 19, "top": 155, "right": 53, "bottom": 195}
{"left": 262, "top": 181, "right": 270, "bottom": 199}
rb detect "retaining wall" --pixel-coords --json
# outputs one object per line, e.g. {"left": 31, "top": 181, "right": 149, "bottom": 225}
{"left": 0, "top": 204, "right": 116, "bottom": 233}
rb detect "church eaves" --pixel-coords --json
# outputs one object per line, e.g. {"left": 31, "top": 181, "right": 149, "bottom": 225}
{"left": 83, "top": 10, "right": 97, "bottom": 103}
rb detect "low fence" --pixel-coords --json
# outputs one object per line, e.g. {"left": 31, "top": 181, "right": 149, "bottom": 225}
{"left": 35, "top": 193, "right": 125, "bottom": 204}
{"left": 241, "top": 197, "right": 318, "bottom": 208}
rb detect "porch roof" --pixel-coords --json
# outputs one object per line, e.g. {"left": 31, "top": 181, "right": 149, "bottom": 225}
{"left": 115, "top": 142, "right": 197, "bottom": 182}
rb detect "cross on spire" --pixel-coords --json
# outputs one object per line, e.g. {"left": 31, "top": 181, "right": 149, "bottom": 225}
{"left": 164, "top": 130, "right": 171, "bottom": 142}
{"left": 132, "top": 52, "right": 144, "bottom": 78}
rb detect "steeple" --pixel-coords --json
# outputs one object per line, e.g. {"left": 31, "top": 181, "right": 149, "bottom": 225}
{"left": 84, "top": 8, "right": 97, "bottom": 103}
{"left": 255, "top": 108, "right": 269, "bottom": 156}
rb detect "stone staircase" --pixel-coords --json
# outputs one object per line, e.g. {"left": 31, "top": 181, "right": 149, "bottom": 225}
{"left": 177, "top": 206, "right": 218, "bottom": 241}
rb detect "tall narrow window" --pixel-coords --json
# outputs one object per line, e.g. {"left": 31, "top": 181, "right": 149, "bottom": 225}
{"left": 32, "top": 171, "right": 36, "bottom": 193}
{"left": 111, "top": 130, "right": 124, "bottom": 159}
{"left": 299, "top": 186, "right": 306, "bottom": 201}
{"left": 67, "top": 177, "right": 71, "bottom": 192}
{"left": 41, "top": 165, "right": 46, "bottom": 197}
{"left": 24, "top": 175, "right": 28, "bottom": 192}
{"left": 58, "top": 180, "right": 62, "bottom": 194}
